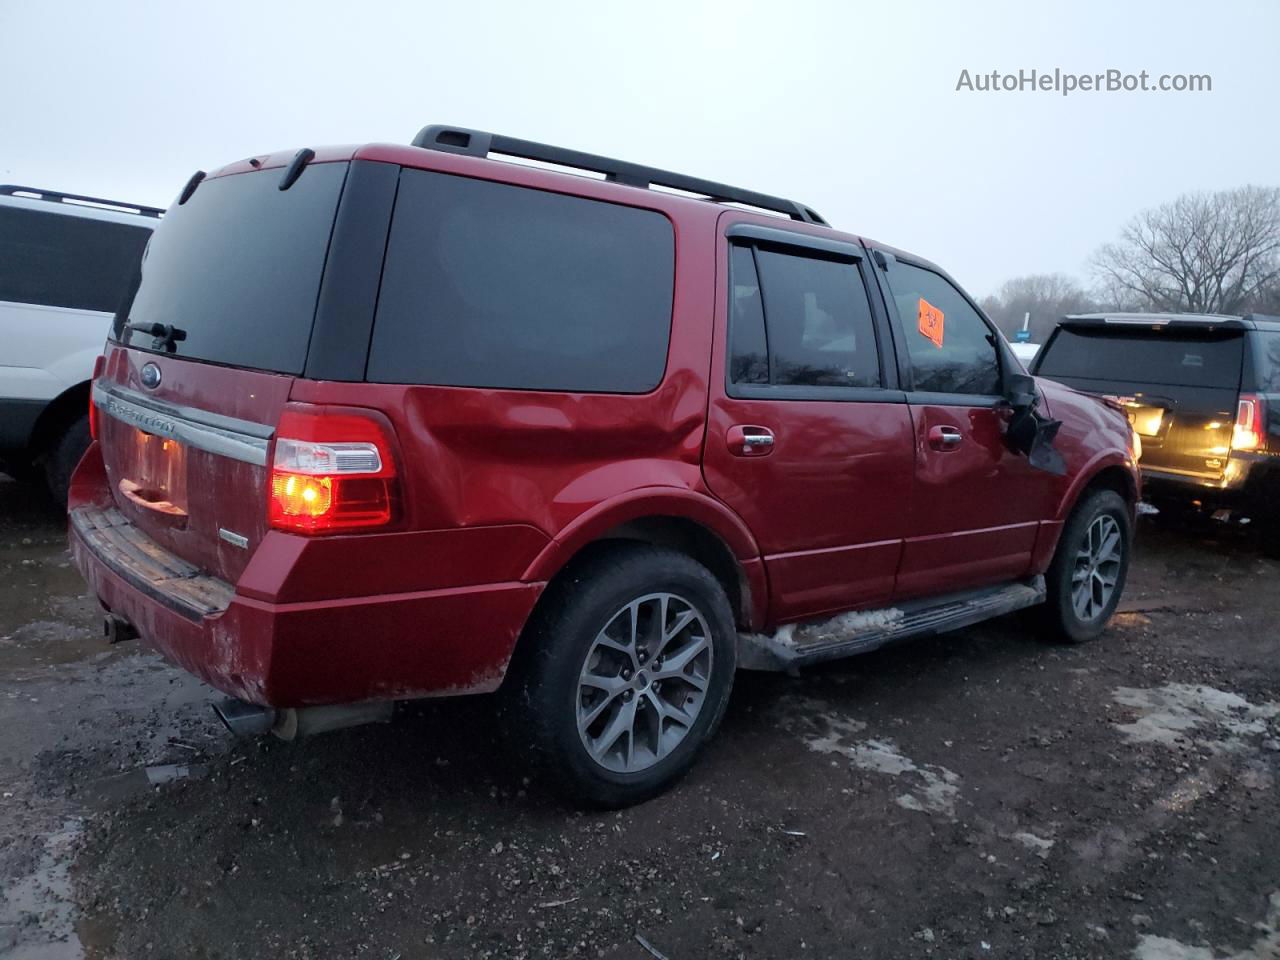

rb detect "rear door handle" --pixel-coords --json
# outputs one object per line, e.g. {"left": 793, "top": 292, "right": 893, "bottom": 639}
{"left": 727, "top": 425, "right": 775, "bottom": 457}
{"left": 928, "top": 425, "right": 963, "bottom": 451}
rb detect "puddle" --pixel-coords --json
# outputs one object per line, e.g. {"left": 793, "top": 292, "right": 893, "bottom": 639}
{"left": 1111, "top": 684, "right": 1280, "bottom": 753}
{"left": 0, "top": 819, "right": 85, "bottom": 960}
{"left": 789, "top": 708, "right": 961, "bottom": 817}
{"left": 0, "top": 541, "right": 104, "bottom": 674}
{"left": 1134, "top": 891, "right": 1280, "bottom": 960}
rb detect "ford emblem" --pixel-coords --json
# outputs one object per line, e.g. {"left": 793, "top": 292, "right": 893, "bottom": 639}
{"left": 140, "top": 362, "right": 162, "bottom": 390}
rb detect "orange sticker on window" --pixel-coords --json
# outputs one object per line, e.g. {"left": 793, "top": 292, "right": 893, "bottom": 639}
{"left": 917, "top": 297, "right": 945, "bottom": 348}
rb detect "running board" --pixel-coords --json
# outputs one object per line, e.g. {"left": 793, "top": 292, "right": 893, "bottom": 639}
{"left": 737, "top": 576, "right": 1046, "bottom": 671}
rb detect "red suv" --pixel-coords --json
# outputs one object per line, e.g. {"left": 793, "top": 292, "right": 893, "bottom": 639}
{"left": 70, "top": 126, "right": 1140, "bottom": 806}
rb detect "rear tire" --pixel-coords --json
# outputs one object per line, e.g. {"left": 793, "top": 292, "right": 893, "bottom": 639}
{"left": 1259, "top": 514, "right": 1280, "bottom": 560}
{"left": 1042, "top": 489, "right": 1132, "bottom": 643}
{"left": 500, "top": 544, "right": 737, "bottom": 808}
{"left": 43, "top": 414, "right": 91, "bottom": 507}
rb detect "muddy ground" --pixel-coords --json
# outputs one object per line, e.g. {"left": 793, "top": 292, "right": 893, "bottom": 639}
{"left": 1, "top": 474, "right": 1277, "bottom": 960}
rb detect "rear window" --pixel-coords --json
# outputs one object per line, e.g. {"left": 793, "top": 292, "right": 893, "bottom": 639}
{"left": 0, "top": 206, "right": 151, "bottom": 312}
{"left": 367, "top": 170, "right": 675, "bottom": 393}
{"left": 1037, "top": 328, "right": 1245, "bottom": 389}
{"left": 112, "top": 162, "right": 348, "bottom": 374}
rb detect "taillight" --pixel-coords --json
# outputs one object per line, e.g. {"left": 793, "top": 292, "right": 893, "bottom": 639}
{"left": 267, "top": 409, "right": 400, "bottom": 534}
{"left": 88, "top": 354, "right": 105, "bottom": 441}
{"left": 1231, "top": 394, "right": 1265, "bottom": 452}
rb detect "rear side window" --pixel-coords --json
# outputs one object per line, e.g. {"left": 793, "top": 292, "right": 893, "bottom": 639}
{"left": 884, "top": 259, "right": 1001, "bottom": 396}
{"left": 114, "top": 162, "right": 348, "bottom": 375}
{"left": 368, "top": 170, "right": 675, "bottom": 393}
{"left": 1255, "top": 332, "right": 1280, "bottom": 392}
{"left": 0, "top": 206, "right": 151, "bottom": 312}
{"left": 1037, "top": 328, "right": 1244, "bottom": 389}
{"left": 728, "top": 242, "right": 881, "bottom": 389}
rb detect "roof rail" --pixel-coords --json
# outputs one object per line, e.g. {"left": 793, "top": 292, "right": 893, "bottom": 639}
{"left": 410, "top": 125, "right": 827, "bottom": 226}
{"left": 0, "top": 184, "right": 164, "bottom": 219}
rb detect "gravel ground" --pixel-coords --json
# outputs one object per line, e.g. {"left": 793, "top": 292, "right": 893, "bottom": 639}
{"left": 1, "top": 474, "right": 1277, "bottom": 959}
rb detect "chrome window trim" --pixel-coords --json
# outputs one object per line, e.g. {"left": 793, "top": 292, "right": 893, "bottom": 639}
{"left": 91, "top": 382, "right": 273, "bottom": 466}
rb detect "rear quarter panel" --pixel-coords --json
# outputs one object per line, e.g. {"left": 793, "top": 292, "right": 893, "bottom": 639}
{"left": 285, "top": 195, "right": 745, "bottom": 598}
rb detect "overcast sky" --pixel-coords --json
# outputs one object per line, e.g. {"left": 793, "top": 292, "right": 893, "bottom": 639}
{"left": 2, "top": 0, "right": 1276, "bottom": 298}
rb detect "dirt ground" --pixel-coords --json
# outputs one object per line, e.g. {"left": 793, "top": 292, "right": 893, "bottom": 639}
{"left": 1, "top": 475, "right": 1277, "bottom": 960}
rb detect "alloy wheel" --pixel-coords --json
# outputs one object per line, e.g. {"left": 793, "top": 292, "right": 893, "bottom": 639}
{"left": 575, "top": 592, "right": 714, "bottom": 774}
{"left": 1071, "top": 514, "right": 1123, "bottom": 622}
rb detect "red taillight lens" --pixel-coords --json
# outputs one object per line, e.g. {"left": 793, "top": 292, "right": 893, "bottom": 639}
{"left": 1232, "top": 394, "right": 1265, "bottom": 452}
{"left": 267, "top": 409, "right": 400, "bottom": 534}
{"left": 88, "top": 355, "right": 105, "bottom": 441}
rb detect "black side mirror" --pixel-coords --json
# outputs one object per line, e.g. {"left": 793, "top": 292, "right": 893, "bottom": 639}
{"left": 1004, "top": 371, "right": 1038, "bottom": 411}
{"left": 1003, "top": 373, "right": 1066, "bottom": 475}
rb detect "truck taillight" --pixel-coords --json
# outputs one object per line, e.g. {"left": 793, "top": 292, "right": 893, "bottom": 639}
{"left": 1231, "top": 394, "right": 1265, "bottom": 452}
{"left": 88, "top": 355, "right": 105, "bottom": 441}
{"left": 268, "top": 409, "right": 400, "bottom": 534}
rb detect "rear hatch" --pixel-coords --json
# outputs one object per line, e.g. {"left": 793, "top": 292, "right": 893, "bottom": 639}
{"left": 93, "top": 158, "right": 350, "bottom": 583}
{"left": 1034, "top": 321, "right": 1245, "bottom": 481}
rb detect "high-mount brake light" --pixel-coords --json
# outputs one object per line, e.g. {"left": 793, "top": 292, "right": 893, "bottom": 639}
{"left": 1231, "top": 394, "right": 1265, "bottom": 452}
{"left": 268, "top": 410, "right": 399, "bottom": 534}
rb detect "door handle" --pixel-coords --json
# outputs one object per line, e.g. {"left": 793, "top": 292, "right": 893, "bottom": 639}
{"left": 726, "top": 425, "right": 775, "bottom": 457}
{"left": 928, "top": 425, "right": 963, "bottom": 451}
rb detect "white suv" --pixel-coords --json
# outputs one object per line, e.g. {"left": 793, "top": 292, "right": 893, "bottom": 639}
{"left": 0, "top": 185, "right": 159, "bottom": 501}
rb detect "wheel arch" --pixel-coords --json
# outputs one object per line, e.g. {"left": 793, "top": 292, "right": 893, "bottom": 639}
{"left": 1055, "top": 452, "right": 1139, "bottom": 523}
{"left": 1033, "top": 455, "right": 1139, "bottom": 574}
{"left": 28, "top": 379, "right": 90, "bottom": 461}
{"left": 522, "top": 488, "right": 767, "bottom": 631}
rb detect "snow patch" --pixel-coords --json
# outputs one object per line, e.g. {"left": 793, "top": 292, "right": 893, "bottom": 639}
{"left": 793, "top": 709, "right": 960, "bottom": 817}
{"left": 748, "top": 608, "right": 905, "bottom": 650}
{"left": 1133, "top": 891, "right": 1280, "bottom": 960}
{"left": 1011, "top": 830, "right": 1056, "bottom": 857}
{"left": 1111, "top": 684, "right": 1280, "bottom": 753}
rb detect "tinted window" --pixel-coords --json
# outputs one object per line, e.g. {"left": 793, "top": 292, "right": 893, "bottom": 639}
{"left": 1254, "top": 332, "right": 1280, "bottom": 392}
{"left": 728, "top": 243, "right": 768, "bottom": 384}
{"left": 1037, "top": 328, "right": 1244, "bottom": 389}
{"left": 0, "top": 206, "right": 151, "bottom": 312}
{"left": 730, "top": 245, "right": 879, "bottom": 388}
{"left": 368, "top": 170, "right": 674, "bottom": 392}
{"left": 114, "top": 163, "right": 348, "bottom": 374}
{"left": 885, "top": 260, "right": 1001, "bottom": 395}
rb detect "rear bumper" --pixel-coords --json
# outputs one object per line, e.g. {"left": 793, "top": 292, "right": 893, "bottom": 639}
{"left": 69, "top": 506, "right": 543, "bottom": 708}
{"left": 1142, "top": 454, "right": 1277, "bottom": 514}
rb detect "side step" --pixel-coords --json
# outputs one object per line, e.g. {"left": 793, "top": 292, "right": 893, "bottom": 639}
{"left": 738, "top": 576, "right": 1046, "bottom": 671}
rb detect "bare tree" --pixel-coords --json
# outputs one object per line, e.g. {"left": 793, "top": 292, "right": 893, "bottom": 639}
{"left": 1091, "top": 186, "right": 1280, "bottom": 315}
{"left": 980, "top": 273, "right": 1095, "bottom": 342}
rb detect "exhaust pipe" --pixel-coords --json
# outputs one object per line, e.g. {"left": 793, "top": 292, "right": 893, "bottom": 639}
{"left": 213, "top": 698, "right": 277, "bottom": 737}
{"left": 103, "top": 614, "right": 139, "bottom": 644}
{"left": 212, "top": 698, "right": 392, "bottom": 740}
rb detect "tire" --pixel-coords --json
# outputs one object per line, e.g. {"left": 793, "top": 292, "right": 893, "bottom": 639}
{"left": 1259, "top": 515, "right": 1280, "bottom": 561}
{"left": 43, "top": 414, "right": 91, "bottom": 506}
{"left": 1042, "top": 489, "right": 1132, "bottom": 643}
{"left": 500, "top": 544, "right": 738, "bottom": 808}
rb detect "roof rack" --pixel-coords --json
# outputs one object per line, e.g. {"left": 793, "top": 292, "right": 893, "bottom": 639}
{"left": 411, "top": 125, "right": 827, "bottom": 226}
{"left": 0, "top": 184, "right": 164, "bottom": 219}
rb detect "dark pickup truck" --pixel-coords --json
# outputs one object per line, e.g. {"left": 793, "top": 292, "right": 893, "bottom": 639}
{"left": 1034, "top": 312, "right": 1280, "bottom": 553}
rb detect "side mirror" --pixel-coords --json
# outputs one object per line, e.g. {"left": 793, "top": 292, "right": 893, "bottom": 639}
{"left": 1004, "top": 371, "right": 1038, "bottom": 411}
{"left": 1003, "top": 372, "right": 1067, "bottom": 475}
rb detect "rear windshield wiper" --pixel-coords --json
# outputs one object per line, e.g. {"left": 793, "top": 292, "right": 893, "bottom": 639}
{"left": 124, "top": 321, "right": 187, "bottom": 353}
